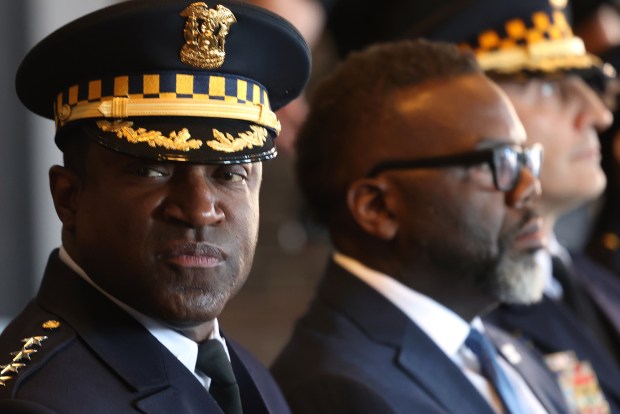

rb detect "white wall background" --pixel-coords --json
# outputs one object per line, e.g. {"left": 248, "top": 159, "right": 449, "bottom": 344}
{"left": 1, "top": 0, "right": 121, "bottom": 333}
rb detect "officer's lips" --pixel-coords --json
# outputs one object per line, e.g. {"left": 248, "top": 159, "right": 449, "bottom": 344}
{"left": 158, "top": 242, "right": 226, "bottom": 268}
{"left": 513, "top": 217, "right": 545, "bottom": 252}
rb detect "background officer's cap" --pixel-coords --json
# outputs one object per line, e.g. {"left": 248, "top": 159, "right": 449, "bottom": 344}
{"left": 16, "top": 0, "right": 311, "bottom": 164}
{"left": 327, "top": 0, "right": 615, "bottom": 84}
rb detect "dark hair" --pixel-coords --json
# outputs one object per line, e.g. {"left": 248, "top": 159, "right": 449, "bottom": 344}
{"left": 295, "top": 38, "right": 481, "bottom": 227}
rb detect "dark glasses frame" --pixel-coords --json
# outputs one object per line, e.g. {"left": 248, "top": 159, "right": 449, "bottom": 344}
{"left": 366, "top": 143, "right": 543, "bottom": 192}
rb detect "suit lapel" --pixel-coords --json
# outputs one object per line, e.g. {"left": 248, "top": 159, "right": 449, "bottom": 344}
{"left": 396, "top": 326, "right": 495, "bottom": 414}
{"left": 486, "top": 295, "right": 620, "bottom": 403}
{"left": 227, "top": 338, "right": 290, "bottom": 414}
{"left": 572, "top": 254, "right": 620, "bottom": 335}
{"left": 229, "top": 343, "right": 268, "bottom": 414}
{"left": 319, "top": 261, "right": 494, "bottom": 414}
{"left": 134, "top": 384, "right": 222, "bottom": 414}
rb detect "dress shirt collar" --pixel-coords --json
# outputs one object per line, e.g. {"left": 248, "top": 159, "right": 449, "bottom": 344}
{"left": 538, "top": 233, "right": 568, "bottom": 299}
{"left": 57, "top": 246, "right": 228, "bottom": 379}
{"left": 333, "top": 251, "right": 470, "bottom": 359}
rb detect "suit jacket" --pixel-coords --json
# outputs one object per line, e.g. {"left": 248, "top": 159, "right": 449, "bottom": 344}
{"left": 586, "top": 211, "right": 620, "bottom": 279}
{"left": 485, "top": 253, "right": 620, "bottom": 414}
{"left": 571, "top": 253, "right": 620, "bottom": 340}
{"left": 0, "top": 250, "right": 290, "bottom": 414}
{"left": 271, "top": 260, "right": 569, "bottom": 414}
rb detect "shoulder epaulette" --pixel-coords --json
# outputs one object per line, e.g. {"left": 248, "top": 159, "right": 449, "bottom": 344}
{"left": 0, "top": 320, "right": 62, "bottom": 388}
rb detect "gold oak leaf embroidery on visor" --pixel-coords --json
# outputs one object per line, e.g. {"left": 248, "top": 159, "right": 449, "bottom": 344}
{"left": 206, "top": 125, "right": 268, "bottom": 152}
{"left": 97, "top": 120, "right": 268, "bottom": 153}
{"left": 97, "top": 120, "right": 203, "bottom": 151}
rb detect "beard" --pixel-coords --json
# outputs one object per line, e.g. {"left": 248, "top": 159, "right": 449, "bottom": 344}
{"left": 483, "top": 250, "right": 544, "bottom": 305}
{"left": 423, "top": 211, "right": 544, "bottom": 306}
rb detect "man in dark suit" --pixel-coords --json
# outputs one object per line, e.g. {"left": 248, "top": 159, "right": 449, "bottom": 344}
{"left": 320, "top": 0, "right": 620, "bottom": 411}
{"left": 0, "top": 1, "right": 310, "bottom": 412}
{"left": 271, "top": 39, "right": 569, "bottom": 413}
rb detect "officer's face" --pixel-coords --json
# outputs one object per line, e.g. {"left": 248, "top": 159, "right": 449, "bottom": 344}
{"left": 69, "top": 144, "right": 261, "bottom": 329}
{"left": 375, "top": 74, "right": 544, "bottom": 304}
{"left": 499, "top": 76, "right": 612, "bottom": 217}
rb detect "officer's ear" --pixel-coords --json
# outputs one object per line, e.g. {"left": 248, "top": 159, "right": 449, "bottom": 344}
{"left": 346, "top": 177, "right": 398, "bottom": 240}
{"left": 49, "top": 165, "right": 82, "bottom": 232}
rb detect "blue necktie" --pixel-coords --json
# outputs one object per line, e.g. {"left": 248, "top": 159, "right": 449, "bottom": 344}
{"left": 465, "top": 329, "right": 525, "bottom": 414}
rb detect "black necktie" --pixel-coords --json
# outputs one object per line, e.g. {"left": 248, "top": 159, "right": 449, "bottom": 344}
{"left": 465, "top": 329, "right": 526, "bottom": 414}
{"left": 197, "top": 340, "right": 243, "bottom": 414}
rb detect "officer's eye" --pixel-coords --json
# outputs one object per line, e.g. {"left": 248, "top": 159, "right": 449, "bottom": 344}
{"left": 129, "top": 164, "right": 170, "bottom": 178}
{"left": 214, "top": 166, "right": 248, "bottom": 183}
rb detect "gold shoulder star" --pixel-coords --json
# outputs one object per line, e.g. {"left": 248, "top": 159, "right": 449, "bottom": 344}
{"left": 21, "top": 336, "right": 48, "bottom": 349}
{"left": 0, "top": 376, "right": 12, "bottom": 386}
{"left": 0, "top": 363, "right": 25, "bottom": 375}
{"left": 10, "top": 349, "right": 37, "bottom": 362}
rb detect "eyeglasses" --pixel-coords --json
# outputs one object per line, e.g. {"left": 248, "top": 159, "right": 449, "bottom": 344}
{"left": 366, "top": 143, "right": 543, "bottom": 192}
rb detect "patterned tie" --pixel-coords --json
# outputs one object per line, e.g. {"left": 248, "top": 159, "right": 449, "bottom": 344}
{"left": 197, "top": 340, "right": 243, "bottom": 414}
{"left": 465, "top": 329, "right": 526, "bottom": 414}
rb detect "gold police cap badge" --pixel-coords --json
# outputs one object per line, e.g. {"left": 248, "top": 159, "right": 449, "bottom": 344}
{"left": 180, "top": 2, "right": 237, "bottom": 69}
{"left": 15, "top": 0, "right": 312, "bottom": 164}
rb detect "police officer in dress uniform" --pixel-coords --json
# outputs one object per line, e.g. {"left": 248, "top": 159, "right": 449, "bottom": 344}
{"left": 0, "top": 1, "right": 310, "bottom": 413}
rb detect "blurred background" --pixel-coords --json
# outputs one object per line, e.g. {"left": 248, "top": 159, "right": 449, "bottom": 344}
{"left": 2, "top": 0, "right": 618, "bottom": 366}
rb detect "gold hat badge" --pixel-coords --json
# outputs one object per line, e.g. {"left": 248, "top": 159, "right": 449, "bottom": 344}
{"left": 180, "top": 2, "right": 237, "bottom": 69}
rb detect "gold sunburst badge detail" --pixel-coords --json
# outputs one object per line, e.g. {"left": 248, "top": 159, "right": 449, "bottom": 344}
{"left": 179, "top": 3, "right": 237, "bottom": 69}
{"left": 97, "top": 120, "right": 204, "bottom": 151}
{"left": 206, "top": 125, "right": 268, "bottom": 152}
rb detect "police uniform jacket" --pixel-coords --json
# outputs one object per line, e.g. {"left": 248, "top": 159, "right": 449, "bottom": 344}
{"left": 0, "top": 250, "right": 290, "bottom": 414}
{"left": 484, "top": 252, "right": 620, "bottom": 413}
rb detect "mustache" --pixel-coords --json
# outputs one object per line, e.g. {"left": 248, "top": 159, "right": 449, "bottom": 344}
{"left": 500, "top": 208, "right": 542, "bottom": 250}
{"left": 516, "top": 208, "right": 540, "bottom": 230}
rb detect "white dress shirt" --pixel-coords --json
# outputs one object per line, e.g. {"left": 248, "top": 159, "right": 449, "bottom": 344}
{"left": 539, "top": 233, "right": 571, "bottom": 300}
{"left": 333, "top": 252, "right": 548, "bottom": 414}
{"left": 58, "top": 245, "right": 228, "bottom": 389}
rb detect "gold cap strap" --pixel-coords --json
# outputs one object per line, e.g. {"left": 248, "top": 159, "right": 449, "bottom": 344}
{"left": 59, "top": 96, "right": 281, "bottom": 135}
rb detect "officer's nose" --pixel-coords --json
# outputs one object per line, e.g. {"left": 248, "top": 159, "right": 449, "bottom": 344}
{"left": 161, "top": 166, "right": 225, "bottom": 228}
